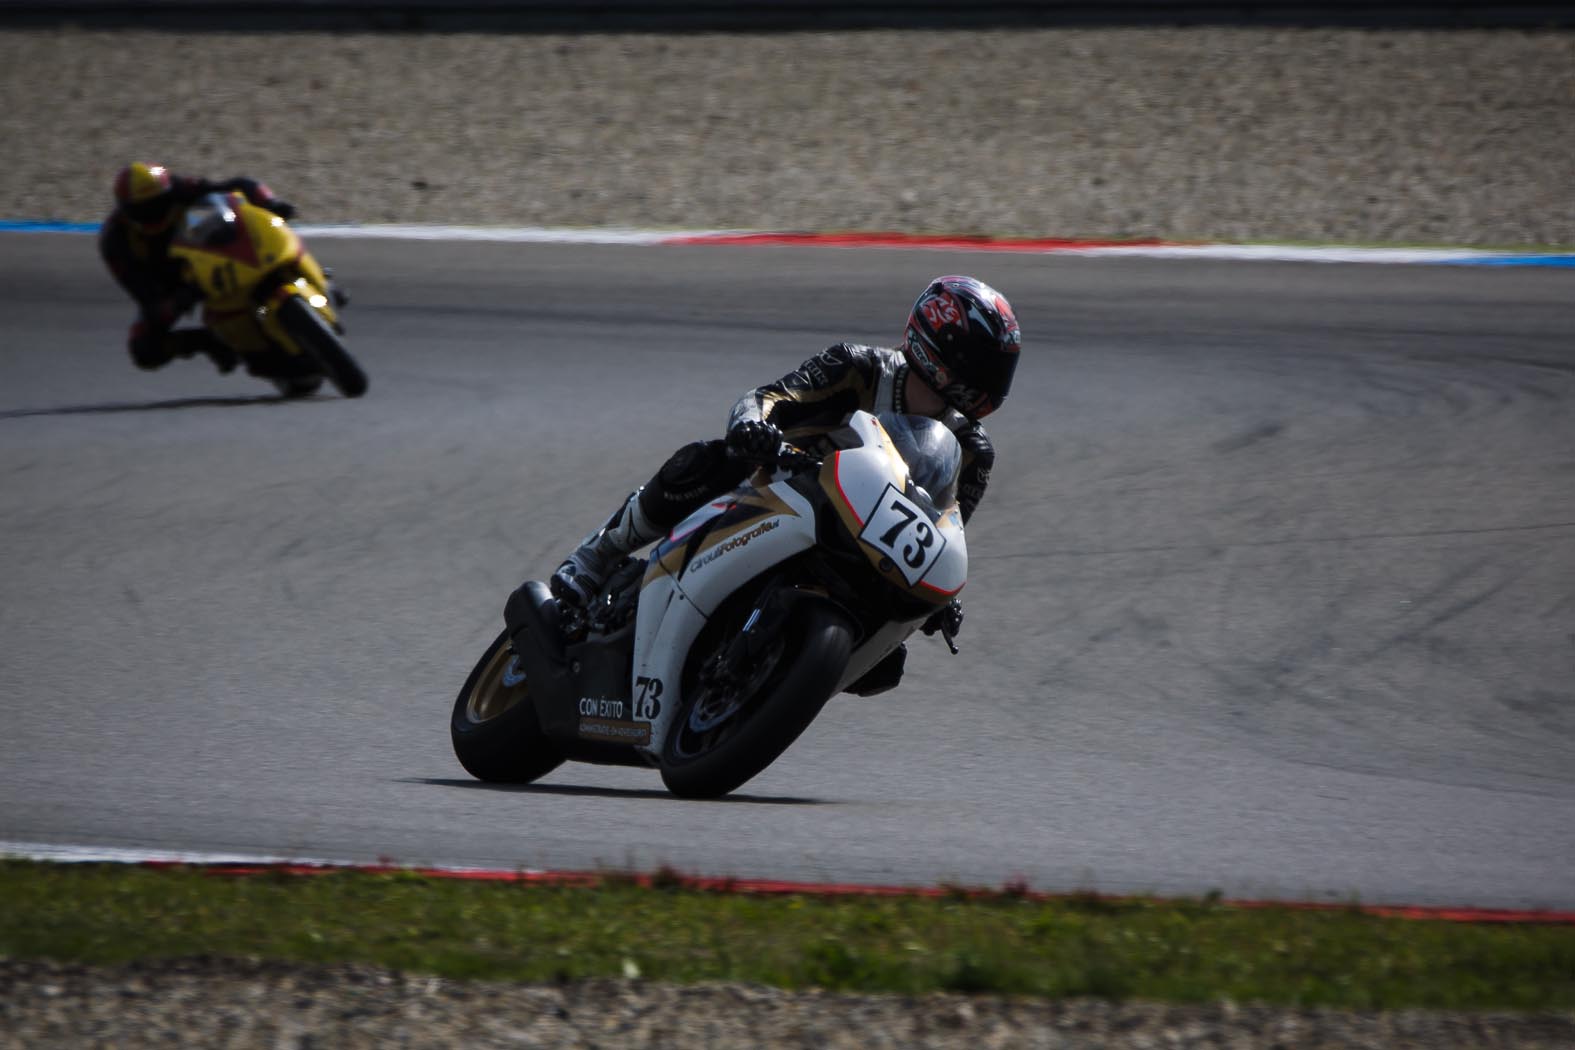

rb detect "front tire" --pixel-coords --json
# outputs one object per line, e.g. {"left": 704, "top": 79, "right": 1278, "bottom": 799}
{"left": 660, "top": 601, "right": 854, "bottom": 799}
{"left": 277, "top": 295, "right": 368, "bottom": 398}
{"left": 451, "top": 629, "right": 564, "bottom": 783}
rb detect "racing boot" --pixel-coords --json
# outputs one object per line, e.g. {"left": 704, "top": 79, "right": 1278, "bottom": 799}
{"left": 550, "top": 488, "right": 661, "bottom": 608}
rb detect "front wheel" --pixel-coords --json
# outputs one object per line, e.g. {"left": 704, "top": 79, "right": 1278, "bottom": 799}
{"left": 660, "top": 601, "right": 854, "bottom": 799}
{"left": 276, "top": 295, "right": 368, "bottom": 398}
{"left": 451, "top": 629, "right": 564, "bottom": 784}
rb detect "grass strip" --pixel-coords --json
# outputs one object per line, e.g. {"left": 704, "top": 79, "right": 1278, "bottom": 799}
{"left": 2, "top": 860, "right": 1571, "bottom": 1010}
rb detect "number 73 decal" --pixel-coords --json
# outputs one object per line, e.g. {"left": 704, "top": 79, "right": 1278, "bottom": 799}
{"left": 858, "top": 484, "right": 947, "bottom": 587}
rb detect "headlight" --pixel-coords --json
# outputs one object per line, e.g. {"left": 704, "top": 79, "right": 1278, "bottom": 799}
{"left": 308, "top": 294, "right": 328, "bottom": 308}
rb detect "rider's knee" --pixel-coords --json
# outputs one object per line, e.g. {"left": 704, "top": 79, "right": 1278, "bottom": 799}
{"left": 639, "top": 439, "right": 745, "bottom": 526}
{"left": 656, "top": 439, "right": 730, "bottom": 495}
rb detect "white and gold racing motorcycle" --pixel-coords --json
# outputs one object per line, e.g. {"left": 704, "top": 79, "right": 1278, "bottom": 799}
{"left": 450, "top": 410, "right": 965, "bottom": 799}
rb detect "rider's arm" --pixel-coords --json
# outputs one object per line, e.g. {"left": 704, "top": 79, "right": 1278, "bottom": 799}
{"left": 728, "top": 343, "right": 879, "bottom": 438}
{"left": 190, "top": 176, "right": 294, "bottom": 218}
{"left": 194, "top": 175, "right": 265, "bottom": 202}
{"left": 955, "top": 421, "right": 994, "bottom": 525}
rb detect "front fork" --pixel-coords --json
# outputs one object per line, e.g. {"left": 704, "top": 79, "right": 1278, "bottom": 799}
{"left": 258, "top": 256, "right": 343, "bottom": 356}
{"left": 709, "top": 582, "right": 848, "bottom": 688}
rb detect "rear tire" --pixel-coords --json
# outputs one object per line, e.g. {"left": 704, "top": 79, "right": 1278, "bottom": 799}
{"left": 451, "top": 629, "right": 564, "bottom": 784}
{"left": 277, "top": 295, "right": 368, "bottom": 398}
{"left": 660, "top": 601, "right": 853, "bottom": 799}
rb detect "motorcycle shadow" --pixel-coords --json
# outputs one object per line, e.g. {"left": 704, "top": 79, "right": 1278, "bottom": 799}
{"left": 413, "top": 777, "right": 828, "bottom": 806}
{"left": 0, "top": 393, "right": 320, "bottom": 420}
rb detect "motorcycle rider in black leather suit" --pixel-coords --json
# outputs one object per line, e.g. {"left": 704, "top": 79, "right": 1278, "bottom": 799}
{"left": 99, "top": 162, "right": 297, "bottom": 373}
{"left": 547, "top": 275, "right": 1021, "bottom": 694}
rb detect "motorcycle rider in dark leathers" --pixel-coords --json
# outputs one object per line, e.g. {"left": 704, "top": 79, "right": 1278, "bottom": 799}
{"left": 547, "top": 274, "right": 1021, "bottom": 695}
{"left": 99, "top": 162, "right": 297, "bottom": 374}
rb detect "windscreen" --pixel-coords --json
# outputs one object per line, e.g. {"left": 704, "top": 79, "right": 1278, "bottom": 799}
{"left": 878, "top": 412, "right": 962, "bottom": 511}
{"left": 175, "top": 193, "right": 238, "bottom": 248}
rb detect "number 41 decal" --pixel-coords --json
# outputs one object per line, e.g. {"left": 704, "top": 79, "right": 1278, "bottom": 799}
{"left": 858, "top": 484, "right": 946, "bottom": 587}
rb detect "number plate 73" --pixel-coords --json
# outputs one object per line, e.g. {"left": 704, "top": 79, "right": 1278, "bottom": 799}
{"left": 858, "top": 484, "right": 947, "bottom": 587}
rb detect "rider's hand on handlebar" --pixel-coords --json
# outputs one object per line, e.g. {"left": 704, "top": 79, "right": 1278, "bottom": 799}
{"left": 266, "top": 199, "right": 297, "bottom": 221}
{"left": 726, "top": 419, "right": 782, "bottom": 463}
{"left": 922, "top": 599, "right": 964, "bottom": 654}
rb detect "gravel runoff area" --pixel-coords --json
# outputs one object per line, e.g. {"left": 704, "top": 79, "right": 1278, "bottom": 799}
{"left": 2, "top": 957, "right": 1573, "bottom": 1050}
{"left": 5, "top": 23, "right": 1575, "bottom": 1048}
{"left": 2, "top": 27, "right": 1573, "bottom": 246}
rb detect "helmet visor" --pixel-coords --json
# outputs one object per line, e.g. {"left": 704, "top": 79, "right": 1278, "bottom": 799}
{"left": 949, "top": 348, "right": 1018, "bottom": 417}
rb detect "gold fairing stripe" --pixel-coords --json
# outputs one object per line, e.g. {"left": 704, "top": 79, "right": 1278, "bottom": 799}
{"left": 643, "top": 488, "right": 801, "bottom": 587}
{"left": 643, "top": 542, "right": 686, "bottom": 585}
{"left": 821, "top": 453, "right": 867, "bottom": 542}
{"left": 682, "top": 491, "right": 800, "bottom": 568}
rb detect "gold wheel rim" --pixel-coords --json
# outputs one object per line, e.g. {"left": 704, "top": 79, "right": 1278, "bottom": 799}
{"left": 465, "top": 642, "right": 529, "bottom": 724}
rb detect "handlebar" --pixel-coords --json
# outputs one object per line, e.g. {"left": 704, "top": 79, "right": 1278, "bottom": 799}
{"left": 773, "top": 445, "right": 823, "bottom": 472}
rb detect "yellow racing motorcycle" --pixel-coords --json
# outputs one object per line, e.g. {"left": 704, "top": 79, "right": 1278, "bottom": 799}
{"left": 168, "top": 191, "right": 367, "bottom": 398}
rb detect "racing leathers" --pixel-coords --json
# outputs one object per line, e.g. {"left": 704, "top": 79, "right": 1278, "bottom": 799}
{"left": 99, "top": 175, "right": 294, "bottom": 371}
{"left": 549, "top": 343, "right": 993, "bottom": 692}
{"left": 728, "top": 343, "right": 994, "bottom": 525}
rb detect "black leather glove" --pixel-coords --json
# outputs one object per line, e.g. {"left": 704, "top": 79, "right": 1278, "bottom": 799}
{"left": 921, "top": 599, "right": 963, "bottom": 653}
{"left": 266, "top": 199, "right": 297, "bottom": 221}
{"left": 726, "top": 419, "right": 782, "bottom": 462}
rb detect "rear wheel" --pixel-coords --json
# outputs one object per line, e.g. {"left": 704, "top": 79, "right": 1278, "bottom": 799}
{"left": 277, "top": 295, "right": 368, "bottom": 398}
{"left": 451, "top": 629, "right": 564, "bottom": 783}
{"left": 660, "top": 600, "right": 853, "bottom": 799}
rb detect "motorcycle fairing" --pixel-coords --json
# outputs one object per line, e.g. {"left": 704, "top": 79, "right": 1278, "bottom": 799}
{"left": 643, "top": 486, "right": 805, "bottom": 589}
{"left": 630, "top": 480, "right": 820, "bottom": 760}
{"left": 567, "top": 617, "right": 647, "bottom": 747}
{"left": 818, "top": 414, "right": 968, "bottom": 602}
{"left": 168, "top": 191, "right": 340, "bottom": 358}
{"left": 672, "top": 482, "right": 818, "bottom": 619}
{"left": 173, "top": 192, "right": 301, "bottom": 292}
{"left": 834, "top": 617, "right": 920, "bottom": 695}
{"left": 667, "top": 499, "right": 734, "bottom": 544}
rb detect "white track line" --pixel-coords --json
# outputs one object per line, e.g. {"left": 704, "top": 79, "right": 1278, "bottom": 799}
{"left": 5, "top": 220, "right": 1568, "bottom": 265}
{"left": 293, "top": 224, "right": 735, "bottom": 245}
{"left": 289, "top": 225, "right": 1566, "bottom": 265}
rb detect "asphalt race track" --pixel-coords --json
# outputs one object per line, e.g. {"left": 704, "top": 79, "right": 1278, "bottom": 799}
{"left": 1, "top": 231, "right": 1572, "bottom": 910}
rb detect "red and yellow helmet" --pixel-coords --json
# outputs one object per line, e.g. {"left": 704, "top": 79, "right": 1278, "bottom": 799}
{"left": 113, "top": 163, "right": 177, "bottom": 232}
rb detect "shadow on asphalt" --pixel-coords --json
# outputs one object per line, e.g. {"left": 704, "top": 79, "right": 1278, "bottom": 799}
{"left": 0, "top": 394, "right": 317, "bottom": 420}
{"left": 410, "top": 777, "right": 829, "bottom": 806}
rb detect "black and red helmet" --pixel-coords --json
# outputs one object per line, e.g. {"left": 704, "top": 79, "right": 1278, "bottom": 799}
{"left": 113, "top": 162, "right": 177, "bottom": 232}
{"left": 902, "top": 275, "right": 1021, "bottom": 419}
